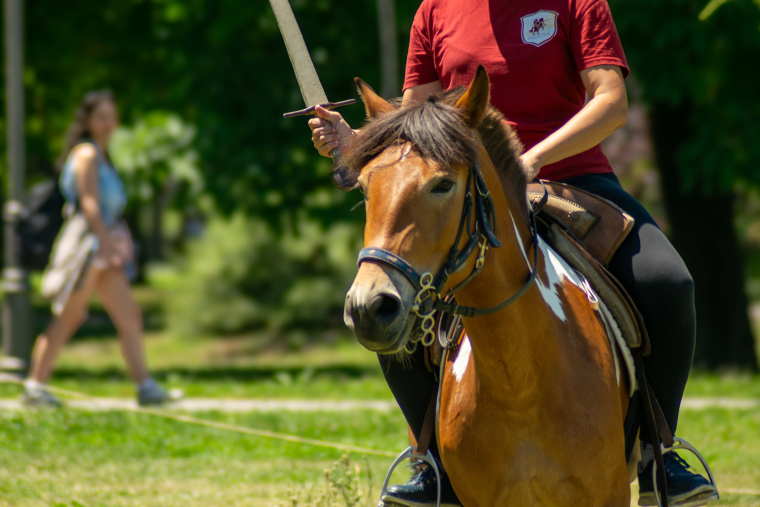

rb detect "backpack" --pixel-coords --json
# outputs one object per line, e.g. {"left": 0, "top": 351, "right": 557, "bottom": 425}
{"left": 18, "top": 179, "right": 66, "bottom": 271}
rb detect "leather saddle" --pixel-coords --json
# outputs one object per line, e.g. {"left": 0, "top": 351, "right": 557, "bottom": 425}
{"left": 527, "top": 180, "right": 650, "bottom": 356}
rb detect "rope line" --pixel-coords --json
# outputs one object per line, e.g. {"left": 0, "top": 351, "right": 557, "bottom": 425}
{"left": 3, "top": 378, "right": 397, "bottom": 458}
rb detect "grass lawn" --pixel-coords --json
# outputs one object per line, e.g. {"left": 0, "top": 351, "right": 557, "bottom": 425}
{"left": 0, "top": 408, "right": 410, "bottom": 507}
{"left": 0, "top": 405, "right": 759, "bottom": 506}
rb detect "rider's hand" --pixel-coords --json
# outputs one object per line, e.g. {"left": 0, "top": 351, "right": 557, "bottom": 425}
{"left": 519, "top": 151, "right": 543, "bottom": 181}
{"left": 95, "top": 238, "right": 123, "bottom": 269}
{"left": 308, "top": 106, "right": 356, "bottom": 158}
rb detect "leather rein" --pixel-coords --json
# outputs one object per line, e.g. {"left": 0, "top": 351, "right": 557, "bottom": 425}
{"left": 357, "top": 141, "right": 544, "bottom": 352}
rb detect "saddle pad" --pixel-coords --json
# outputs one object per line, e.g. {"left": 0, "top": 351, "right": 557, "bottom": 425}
{"left": 527, "top": 180, "right": 635, "bottom": 266}
{"left": 546, "top": 223, "right": 650, "bottom": 355}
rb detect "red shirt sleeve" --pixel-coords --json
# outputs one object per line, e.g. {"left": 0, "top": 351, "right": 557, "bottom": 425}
{"left": 403, "top": 2, "right": 440, "bottom": 91}
{"left": 570, "top": 0, "right": 630, "bottom": 78}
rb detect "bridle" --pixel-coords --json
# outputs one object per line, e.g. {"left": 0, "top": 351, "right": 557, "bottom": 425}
{"left": 356, "top": 137, "right": 543, "bottom": 352}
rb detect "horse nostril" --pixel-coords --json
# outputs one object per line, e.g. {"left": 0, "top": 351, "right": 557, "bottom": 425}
{"left": 368, "top": 293, "right": 401, "bottom": 321}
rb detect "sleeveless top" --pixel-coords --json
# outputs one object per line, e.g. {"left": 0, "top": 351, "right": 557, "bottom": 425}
{"left": 59, "top": 142, "right": 127, "bottom": 228}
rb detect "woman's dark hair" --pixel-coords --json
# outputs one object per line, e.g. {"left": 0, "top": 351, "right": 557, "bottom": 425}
{"left": 56, "top": 90, "right": 115, "bottom": 170}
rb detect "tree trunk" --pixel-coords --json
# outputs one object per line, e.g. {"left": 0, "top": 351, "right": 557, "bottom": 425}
{"left": 651, "top": 101, "right": 758, "bottom": 370}
{"left": 376, "top": 0, "right": 398, "bottom": 99}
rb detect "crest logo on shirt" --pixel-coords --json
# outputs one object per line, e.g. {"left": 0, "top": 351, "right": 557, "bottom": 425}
{"left": 521, "top": 10, "right": 558, "bottom": 47}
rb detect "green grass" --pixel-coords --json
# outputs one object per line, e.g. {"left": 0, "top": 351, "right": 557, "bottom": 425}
{"left": 0, "top": 408, "right": 411, "bottom": 507}
{"left": 0, "top": 333, "right": 394, "bottom": 400}
{"left": 3, "top": 327, "right": 760, "bottom": 401}
{"left": 675, "top": 408, "right": 760, "bottom": 506}
{"left": 683, "top": 370, "right": 760, "bottom": 399}
{"left": 0, "top": 406, "right": 759, "bottom": 506}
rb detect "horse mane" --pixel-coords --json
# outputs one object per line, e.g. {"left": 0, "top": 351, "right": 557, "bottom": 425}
{"left": 344, "top": 87, "right": 530, "bottom": 215}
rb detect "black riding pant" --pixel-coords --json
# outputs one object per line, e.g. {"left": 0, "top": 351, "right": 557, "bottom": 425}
{"left": 379, "top": 172, "right": 696, "bottom": 460}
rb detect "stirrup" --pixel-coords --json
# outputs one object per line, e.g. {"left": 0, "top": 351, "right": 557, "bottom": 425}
{"left": 379, "top": 446, "right": 441, "bottom": 507}
{"left": 651, "top": 437, "right": 719, "bottom": 507}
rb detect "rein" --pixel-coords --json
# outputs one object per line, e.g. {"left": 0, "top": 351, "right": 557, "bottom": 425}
{"left": 357, "top": 140, "right": 544, "bottom": 350}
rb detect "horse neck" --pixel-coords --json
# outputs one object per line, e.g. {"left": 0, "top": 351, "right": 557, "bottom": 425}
{"left": 451, "top": 145, "right": 555, "bottom": 392}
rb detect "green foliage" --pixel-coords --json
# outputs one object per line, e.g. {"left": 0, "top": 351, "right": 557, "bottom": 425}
{"left": 0, "top": 0, "right": 420, "bottom": 225}
{"left": 609, "top": 0, "right": 760, "bottom": 191}
{"left": 110, "top": 111, "right": 202, "bottom": 209}
{"left": 166, "top": 215, "right": 361, "bottom": 338}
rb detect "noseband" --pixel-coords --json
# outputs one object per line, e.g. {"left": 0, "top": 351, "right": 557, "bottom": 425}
{"left": 357, "top": 141, "right": 542, "bottom": 352}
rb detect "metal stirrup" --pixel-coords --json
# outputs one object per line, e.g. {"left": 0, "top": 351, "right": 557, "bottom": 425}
{"left": 652, "top": 437, "right": 719, "bottom": 507}
{"left": 379, "top": 447, "right": 441, "bottom": 507}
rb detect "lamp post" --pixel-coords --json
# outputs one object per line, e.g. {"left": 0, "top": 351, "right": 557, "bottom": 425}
{"left": 1, "top": 0, "right": 33, "bottom": 377}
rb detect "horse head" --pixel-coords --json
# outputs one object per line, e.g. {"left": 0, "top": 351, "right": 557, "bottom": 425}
{"left": 343, "top": 67, "right": 528, "bottom": 354}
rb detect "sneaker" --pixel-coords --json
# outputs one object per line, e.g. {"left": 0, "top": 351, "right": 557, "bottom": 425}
{"left": 638, "top": 451, "right": 718, "bottom": 507}
{"left": 380, "top": 463, "right": 462, "bottom": 507}
{"left": 137, "top": 382, "right": 183, "bottom": 406}
{"left": 21, "top": 387, "right": 62, "bottom": 407}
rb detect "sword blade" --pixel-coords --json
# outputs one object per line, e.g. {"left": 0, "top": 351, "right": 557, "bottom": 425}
{"left": 268, "top": 0, "right": 329, "bottom": 107}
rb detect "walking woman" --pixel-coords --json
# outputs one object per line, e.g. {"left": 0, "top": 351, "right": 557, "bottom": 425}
{"left": 23, "top": 90, "right": 179, "bottom": 407}
{"left": 308, "top": 0, "right": 716, "bottom": 506}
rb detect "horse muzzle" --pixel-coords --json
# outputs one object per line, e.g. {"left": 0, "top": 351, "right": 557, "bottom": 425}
{"left": 344, "top": 262, "right": 416, "bottom": 353}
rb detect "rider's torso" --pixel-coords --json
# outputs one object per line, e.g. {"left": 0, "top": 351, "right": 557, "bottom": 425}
{"left": 404, "top": 0, "right": 629, "bottom": 181}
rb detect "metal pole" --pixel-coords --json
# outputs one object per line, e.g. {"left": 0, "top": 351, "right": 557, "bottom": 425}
{"left": 376, "top": 0, "right": 398, "bottom": 99}
{"left": 1, "top": 0, "right": 33, "bottom": 376}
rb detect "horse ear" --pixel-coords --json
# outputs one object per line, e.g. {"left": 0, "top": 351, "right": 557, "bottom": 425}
{"left": 454, "top": 65, "right": 490, "bottom": 129}
{"left": 355, "top": 78, "right": 395, "bottom": 119}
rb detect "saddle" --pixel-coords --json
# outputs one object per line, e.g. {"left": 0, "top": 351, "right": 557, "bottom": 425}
{"left": 428, "top": 180, "right": 650, "bottom": 369}
{"left": 527, "top": 180, "right": 651, "bottom": 357}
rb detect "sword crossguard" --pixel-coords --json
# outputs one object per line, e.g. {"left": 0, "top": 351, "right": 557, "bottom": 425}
{"left": 283, "top": 99, "right": 356, "bottom": 118}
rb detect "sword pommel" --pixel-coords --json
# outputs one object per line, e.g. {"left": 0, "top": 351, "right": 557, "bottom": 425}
{"left": 283, "top": 99, "right": 357, "bottom": 118}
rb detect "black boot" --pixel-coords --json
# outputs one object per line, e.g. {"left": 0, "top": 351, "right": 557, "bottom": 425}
{"left": 380, "top": 462, "right": 462, "bottom": 507}
{"left": 638, "top": 444, "right": 718, "bottom": 507}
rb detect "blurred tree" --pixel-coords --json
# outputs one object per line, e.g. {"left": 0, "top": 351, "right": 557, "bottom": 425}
{"left": 610, "top": 0, "right": 760, "bottom": 369}
{"left": 0, "top": 0, "right": 417, "bottom": 228}
{"left": 110, "top": 112, "right": 202, "bottom": 262}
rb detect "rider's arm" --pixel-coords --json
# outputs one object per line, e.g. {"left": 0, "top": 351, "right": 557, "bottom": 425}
{"left": 519, "top": 64, "right": 628, "bottom": 180}
{"left": 402, "top": 81, "right": 442, "bottom": 107}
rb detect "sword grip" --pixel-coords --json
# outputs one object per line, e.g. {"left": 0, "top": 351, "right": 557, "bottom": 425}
{"left": 325, "top": 120, "right": 356, "bottom": 190}
{"left": 329, "top": 137, "right": 344, "bottom": 174}
{"left": 317, "top": 116, "right": 343, "bottom": 168}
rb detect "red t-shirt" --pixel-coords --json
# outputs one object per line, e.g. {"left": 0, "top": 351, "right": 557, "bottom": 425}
{"left": 404, "top": 0, "right": 629, "bottom": 181}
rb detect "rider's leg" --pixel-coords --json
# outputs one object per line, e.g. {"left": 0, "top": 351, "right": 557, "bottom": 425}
{"left": 559, "top": 172, "right": 694, "bottom": 436}
{"left": 379, "top": 347, "right": 441, "bottom": 457}
{"left": 558, "top": 172, "right": 715, "bottom": 505}
{"left": 379, "top": 347, "right": 462, "bottom": 506}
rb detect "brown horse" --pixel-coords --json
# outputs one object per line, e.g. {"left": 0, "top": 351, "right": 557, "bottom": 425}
{"left": 342, "top": 67, "right": 632, "bottom": 507}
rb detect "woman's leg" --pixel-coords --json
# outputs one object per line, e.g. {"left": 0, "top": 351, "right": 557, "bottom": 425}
{"left": 558, "top": 172, "right": 695, "bottom": 437}
{"left": 94, "top": 267, "right": 149, "bottom": 384}
{"left": 28, "top": 265, "right": 102, "bottom": 384}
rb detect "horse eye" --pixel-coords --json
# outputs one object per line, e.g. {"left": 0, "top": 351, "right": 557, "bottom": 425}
{"left": 432, "top": 179, "right": 454, "bottom": 194}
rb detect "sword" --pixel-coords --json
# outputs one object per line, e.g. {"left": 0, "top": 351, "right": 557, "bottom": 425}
{"left": 269, "top": 0, "right": 356, "bottom": 183}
